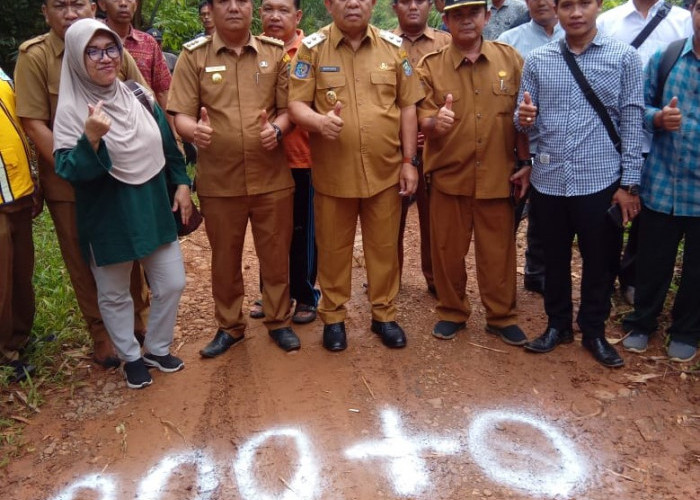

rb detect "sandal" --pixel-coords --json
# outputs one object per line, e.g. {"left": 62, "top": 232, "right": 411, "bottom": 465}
{"left": 292, "top": 303, "right": 317, "bottom": 324}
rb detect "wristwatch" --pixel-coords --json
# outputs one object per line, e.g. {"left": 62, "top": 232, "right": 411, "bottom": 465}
{"left": 402, "top": 155, "right": 421, "bottom": 167}
{"left": 517, "top": 158, "right": 533, "bottom": 168}
{"left": 620, "top": 184, "right": 639, "bottom": 195}
{"left": 271, "top": 123, "right": 283, "bottom": 144}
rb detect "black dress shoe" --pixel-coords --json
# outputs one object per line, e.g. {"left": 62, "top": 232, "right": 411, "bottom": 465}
{"left": 582, "top": 336, "right": 624, "bottom": 368}
{"left": 370, "top": 320, "right": 407, "bottom": 348}
{"left": 4, "top": 360, "right": 36, "bottom": 383}
{"left": 323, "top": 322, "right": 347, "bottom": 351}
{"left": 269, "top": 327, "right": 301, "bottom": 352}
{"left": 199, "top": 329, "right": 245, "bottom": 358}
{"left": 524, "top": 275, "right": 545, "bottom": 295}
{"left": 523, "top": 327, "right": 573, "bottom": 353}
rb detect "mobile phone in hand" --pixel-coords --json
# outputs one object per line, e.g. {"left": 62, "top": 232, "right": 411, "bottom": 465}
{"left": 607, "top": 204, "right": 623, "bottom": 229}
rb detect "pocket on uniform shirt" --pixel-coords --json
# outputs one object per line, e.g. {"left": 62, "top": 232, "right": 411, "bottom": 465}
{"left": 316, "top": 73, "right": 346, "bottom": 112}
{"left": 491, "top": 79, "right": 517, "bottom": 115}
{"left": 370, "top": 70, "right": 397, "bottom": 107}
{"left": 434, "top": 89, "right": 461, "bottom": 117}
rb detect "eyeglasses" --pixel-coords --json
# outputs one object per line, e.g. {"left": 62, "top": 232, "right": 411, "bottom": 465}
{"left": 396, "top": 0, "right": 430, "bottom": 6}
{"left": 85, "top": 45, "right": 121, "bottom": 62}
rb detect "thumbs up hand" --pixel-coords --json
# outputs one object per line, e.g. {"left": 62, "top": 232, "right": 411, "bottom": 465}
{"left": 194, "top": 106, "right": 213, "bottom": 149}
{"left": 658, "top": 96, "right": 682, "bottom": 131}
{"left": 259, "top": 109, "right": 280, "bottom": 150}
{"left": 320, "top": 100, "right": 344, "bottom": 140}
{"left": 434, "top": 93, "right": 455, "bottom": 136}
{"left": 518, "top": 91, "right": 537, "bottom": 127}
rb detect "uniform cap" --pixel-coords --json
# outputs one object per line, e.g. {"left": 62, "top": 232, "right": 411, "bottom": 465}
{"left": 443, "top": 0, "right": 487, "bottom": 10}
{"left": 146, "top": 27, "right": 163, "bottom": 41}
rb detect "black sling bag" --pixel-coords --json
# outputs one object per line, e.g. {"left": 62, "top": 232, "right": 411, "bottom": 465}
{"left": 559, "top": 39, "right": 621, "bottom": 154}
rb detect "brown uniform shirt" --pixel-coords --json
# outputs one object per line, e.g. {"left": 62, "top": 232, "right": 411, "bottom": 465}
{"left": 417, "top": 41, "right": 523, "bottom": 199}
{"left": 167, "top": 32, "right": 293, "bottom": 197}
{"left": 14, "top": 31, "right": 147, "bottom": 202}
{"left": 393, "top": 26, "right": 452, "bottom": 66}
{"left": 289, "top": 24, "right": 424, "bottom": 198}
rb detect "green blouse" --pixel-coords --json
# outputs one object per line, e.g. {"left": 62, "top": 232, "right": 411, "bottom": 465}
{"left": 55, "top": 105, "right": 191, "bottom": 266}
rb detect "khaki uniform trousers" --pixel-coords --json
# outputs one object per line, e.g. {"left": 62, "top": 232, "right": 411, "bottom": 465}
{"left": 430, "top": 189, "right": 517, "bottom": 327}
{"left": 200, "top": 188, "right": 294, "bottom": 335}
{"left": 46, "top": 201, "right": 150, "bottom": 344}
{"left": 0, "top": 201, "right": 34, "bottom": 361}
{"left": 315, "top": 186, "right": 401, "bottom": 324}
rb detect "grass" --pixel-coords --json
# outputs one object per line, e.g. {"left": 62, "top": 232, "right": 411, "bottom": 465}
{"left": 0, "top": 208, "right": 89, "bottom": 466}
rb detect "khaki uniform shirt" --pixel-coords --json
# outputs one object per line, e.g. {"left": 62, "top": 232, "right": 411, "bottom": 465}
{"left": 167, "top": 32, "right": 293, "bottom": 197}
{"left": 417, "top": 41, "right": 523, "bottom": 199}
{"left": 289, "top": 24, "right": 424, "bottom": 198}
{"left": 393, "top": 26, "right": 452, "bottom": 66}
{"left": 14, "top": 31, "right": 147, "bottom": 202}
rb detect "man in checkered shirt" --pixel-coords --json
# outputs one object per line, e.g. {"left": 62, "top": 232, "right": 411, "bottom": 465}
{"left": 515, "top": 0, "right": 645, "bottom": 368}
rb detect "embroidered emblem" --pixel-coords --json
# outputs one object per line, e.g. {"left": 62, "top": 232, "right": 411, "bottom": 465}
{"left": 294, "top": 61, "right": 311, "bottom": 78}
{"left": 402, "top": 59, "right": 413, "bottom": 77}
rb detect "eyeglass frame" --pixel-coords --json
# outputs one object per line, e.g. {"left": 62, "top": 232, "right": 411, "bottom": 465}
{"left": 85, "top": 44, "right": 122, "bottom": 62}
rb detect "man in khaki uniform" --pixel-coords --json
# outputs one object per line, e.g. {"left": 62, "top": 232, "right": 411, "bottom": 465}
{"left": 168, "top": 0, "right": 299, "bottom": 355}
{"left": 288, "top": 0, "right": 424, "bottom": 352}
{"left": 418, "top": 0, "right": 530, "bottom": 344}
{"left": 14, "top": 0, "right": 149, "bottom": 368}
{"left": 392, "top": 0, "right": 451, "bottom": 296}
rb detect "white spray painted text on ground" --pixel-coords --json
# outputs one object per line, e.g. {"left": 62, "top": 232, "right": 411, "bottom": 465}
{"left": 48, "top": 407, "right": 589, "bottom": 499}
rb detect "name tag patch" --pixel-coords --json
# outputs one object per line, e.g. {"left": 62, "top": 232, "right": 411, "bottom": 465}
{"left": 320, "top": 66, "right": 340, "bottom": 72}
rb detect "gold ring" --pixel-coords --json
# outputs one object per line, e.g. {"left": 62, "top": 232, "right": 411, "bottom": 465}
{"left": 526, "top": 117, "right": 532, "bottom": 123}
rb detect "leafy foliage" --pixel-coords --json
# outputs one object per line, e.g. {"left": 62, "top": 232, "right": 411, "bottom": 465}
{"left": 0, "top": 0, "right": 46, "bottom": 75}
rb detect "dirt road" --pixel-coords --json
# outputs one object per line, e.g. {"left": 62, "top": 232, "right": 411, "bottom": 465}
{"left": 4, "top": 208, "right": 699, "bottom": 500}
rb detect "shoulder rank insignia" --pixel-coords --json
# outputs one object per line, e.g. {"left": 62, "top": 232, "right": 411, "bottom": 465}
{"left": 183, "top": 35, "right": 211, "bottom": 52}
{"left": 258, "top": 34, "right": 284, "bottom": 47}
{"left": 379, "top": 30, "right": 403, "bottom": 48}
{"left": 302, "top": 32, "right": 327, "bottom": 49}
{"left": 19, "top": 33, "right": 49, "bottom": 53}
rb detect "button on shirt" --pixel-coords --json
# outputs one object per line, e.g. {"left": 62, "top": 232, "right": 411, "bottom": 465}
{"left": 641, "top": 37, "right": 700, "bottom": 217}
{"left": 418, "top": 41, "right": 523, "bottom": 198}
{"left": 168, "top": 33, "right": 293, "bottom": 197}
{"left": 597, "top": 0, "right": 691, "bottom": 66}
{"left": 289, "top": 24, "right": 424, "bottom": 198}
{"left": 515, "top": 33, "right": 645, "bottom": 197}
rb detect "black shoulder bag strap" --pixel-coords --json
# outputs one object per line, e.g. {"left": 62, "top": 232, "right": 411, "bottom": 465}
{"left": 653, "top": 38, "right": 685, "bottom": 108}
{"left": 124, "top": 79, "right": 155, "bottom": 116}
{"left": 559, "top": 39, "right": 621, "bottom": 154}
{"left": 630, "top": 2, "right": 672, "bottom": 49}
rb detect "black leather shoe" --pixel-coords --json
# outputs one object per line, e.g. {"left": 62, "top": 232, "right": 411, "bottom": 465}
{"left": 524, "top": 275, "right": 545, "bottom": 295}
{"left": 199, "top": 330, "right": 245, "bottom": 358}
{"left": 371, "top": 320, "right": 407, "bottom": 348}
{"left": 323, "top": 322, "right": 347, "bottom": 351}
{"left": 523, "top": 327, "right": 573, "bottom": 353}
{"left": 582, "top": 337, "right": 624, "bottom": 368}
{"left": 269, "top": 327, "right": 301, "bottom": 352}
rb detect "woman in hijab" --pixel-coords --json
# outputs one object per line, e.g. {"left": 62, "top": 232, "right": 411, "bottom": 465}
{"left": 53, "top": 18, "right": 192, "bottom": 389}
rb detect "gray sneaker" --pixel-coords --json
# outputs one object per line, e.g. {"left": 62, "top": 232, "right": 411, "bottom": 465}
{"left": 667, "top": 341, "right": 697, "bottom": 362}
{"left": 622, "top": 332, "right": 649, "bottom": 353}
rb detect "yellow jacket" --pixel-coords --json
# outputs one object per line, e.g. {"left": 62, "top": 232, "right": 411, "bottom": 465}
{"left": 0, "top": 67, "right": 33, "bottom": 206}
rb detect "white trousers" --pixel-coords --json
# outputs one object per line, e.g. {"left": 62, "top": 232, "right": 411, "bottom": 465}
{"left": 90, "top": 241, "right": 185, "bottom": 362}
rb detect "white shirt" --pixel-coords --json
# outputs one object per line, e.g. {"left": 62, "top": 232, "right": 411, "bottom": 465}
{"left": 597, "top": 0, "right": 692, "bottom": 66}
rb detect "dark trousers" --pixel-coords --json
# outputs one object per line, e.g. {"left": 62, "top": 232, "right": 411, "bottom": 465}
{"left": 531, "top": 183, "right": 621, "bottom": 338}
{"left": 622, "top": 206, "right": 700, "bottom": 346}
{"left": 515, "top": 194, "right": 546, "bottom": 279}
{"left": 290, "top": 169, "right": 320, "bottom": 307}
{"left": 618, "top": 217, "right": 638, "bottom": 288}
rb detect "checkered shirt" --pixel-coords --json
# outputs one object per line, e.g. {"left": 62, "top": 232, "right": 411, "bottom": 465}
{"left": 642, "top": 36, "right": 700, "bottom": 217}
{"left": 515, "top": 32, "right": 645, "bottom": 197}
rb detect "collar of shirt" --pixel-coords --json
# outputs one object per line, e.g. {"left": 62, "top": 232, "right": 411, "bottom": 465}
{"left": 329, "top": 22, "right": 375, "bottom": 49}
{"left": 563, "top": 29, "right": 606, "bottom": 54}
{"left": 448, "top": 39, "right": 502, "bottom": 69}
{"left": 529, "top": 20, "right": 563, "bottom": 38}
{"left": 212, "top": 30, "right": 258, "bottom": 54}
{"left": 394, "top": 25, "right": 435, "bottom": 42}
{"left": 125, "top": 25, "right": 144, "bottom": 43}
{"left": 47, "top": 30, "right": 65, "bottom": 58}
{"left": 619, "top": 0, "right": 668, "bottom": 20}
{"left": 287, "top": 29, "right": 305, "bottom": 58}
